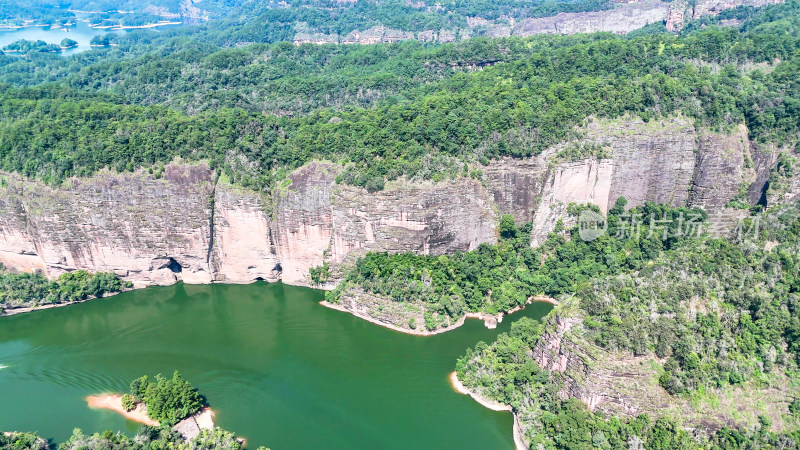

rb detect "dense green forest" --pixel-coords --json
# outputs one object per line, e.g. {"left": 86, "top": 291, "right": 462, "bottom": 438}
{"left": 0, "top": 264, "right": 130, "bottom": 313}
{"left": 445, "top": 201, "right": 800, "bottom": 446}
{"left": 125, "top": 371, "right": 203, "bottom": 426}
{"left": 3, "top": 39, "right": 64, "bottom": 55}
{"left": 327, "top": 201, "right": 708, "bottom": 325}
{"left": 0, "top": 427, "right": 246, "bottom": 450}
{"left": 0, "top": 0, "right": 798, "bottom": 191}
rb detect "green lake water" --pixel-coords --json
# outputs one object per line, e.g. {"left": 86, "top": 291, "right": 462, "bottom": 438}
{"left": 0, "top": 282, "right": 551, "bottom": 449}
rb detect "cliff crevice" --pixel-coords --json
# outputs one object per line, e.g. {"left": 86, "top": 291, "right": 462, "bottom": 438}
{"left": 0, "top": 117, "right": 791, "bottom": 288}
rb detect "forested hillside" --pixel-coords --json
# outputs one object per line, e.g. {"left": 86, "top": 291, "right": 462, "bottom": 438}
{"left": 0, "top": 0, "right": 798, "bottom": 192}
{"left": 0, "top": 0, "right": 619, "bottom": 39}
{"left": 451, "top": 200, "right": 800, "bottom": 447}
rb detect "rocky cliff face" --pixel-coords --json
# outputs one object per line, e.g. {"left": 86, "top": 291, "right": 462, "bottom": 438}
{"left": 0, "top": 161, "right": 496, "bottom": 288}
{"left": 513, "top": 1, "right": 671, "bottom": 36}
{"left": 0, "top": 164, "right": 215, "bottom": 286}
{"left": 529, "top": 300, "right": 794, "bottom": 436}
{"left": 483, "top": 116, "right": 759, "bottom": 245}
{"left": 210, "top": 183, "right": 280, "bottom": 283}
{"left": 0, "top": 116, "right": 786, "bottom": 288}
{"left": 292, "top": 0, "right": 783, "bottom": 45}
{"left": 275, "top": 162, "right": 497, "bottom": 284}
{"left": 692, "top": 0, "right": 784, "bottom": 19}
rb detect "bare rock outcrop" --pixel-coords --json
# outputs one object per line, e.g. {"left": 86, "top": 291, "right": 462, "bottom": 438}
{"left": 529, "top": 116, "right": 698, "bottom": 245}
{"left": 211, "top": 183, "right": 280, "bottom": 283}
{"left": 666, "top": 0, "right": 688, "bottom": 32}
{"left": 0, "top": 116, "right": 791, "bottom": 289}
{"left": 292, "top": 0, "right": 785, "bottom": 46}
{"left": 274, "top": 162, "right": 497, "bottom": 283}
{"left": 271, "top": 162, "right": 338, "bottom": 284}
{"left": 693, "top": 0, "right": 783, "bottom": 18}
{"left": 484, "top": 155, "right": 550, "bottom": 223}
{"left": 0, "top": 164, "right": 215, "bottom": 287}
{"left": 689, "top": 125, "right": 753, "bottom": 210}
{"left": 329, "top": 178, "right": 497, "bottom": 261}
{"left": 173, "top": 408, "right": 215, "bottom": 441}
{"left": 513, "top": 1, "right": 670, "bottom": 36}
{"left": 530, "top": 158, "right": 614, "bottom": 246}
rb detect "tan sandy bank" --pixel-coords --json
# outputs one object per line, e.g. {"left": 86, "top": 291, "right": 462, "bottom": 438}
{"left": 86, "top": 394, "right": 216, "bottom": 440}
{"left": 86, "top": 394, "right": 159, "bottom": 426}
{"left": 450, "top": 372, "right": 528, "bottom": 450}
{"left": 449, "top": 371, "right": 511, "bottom": 411}
{"left": 320, "top": 295, "right": 556, "bottom": 336}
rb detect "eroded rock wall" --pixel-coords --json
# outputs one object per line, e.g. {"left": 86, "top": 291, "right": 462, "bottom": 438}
{"left": 274, "top": 162, "right": 497, "bottom": 283}
{"left": 0, "top": 164, "right": 215, "bottom": 287}
{"left": 513, "top": 1, "right": 670, "bottom": 36}
{"left": 527, "top": 117, "right": 700, "bottom": 245}
{"left": 529, "top": 300, "right": 795, "bottom": 436}
{"left": 292, "top": 0, "right": 783, "bottom": 45}
{"left": 0, "top": 117, "right": 785, "bottom": 287}
{"left": 211, "top": 183, "right": 280, "bottom": 283}
{"left": 689, "top": 125, "right": 753, "bottom": 210}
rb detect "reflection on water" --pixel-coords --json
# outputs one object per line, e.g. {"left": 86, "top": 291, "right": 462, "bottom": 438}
{"left": 0, "top": 282, "right": 552, "bottom": 449}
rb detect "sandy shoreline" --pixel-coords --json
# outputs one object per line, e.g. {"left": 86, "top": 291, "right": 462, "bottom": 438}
{"left": 320, "top": 295, "right": 556, "bottom": 337}
{"left": 86, "top": 394, "right": 217, "bottom": 439}
{"left": 320, "top": 300, "right": 498, "bottom": 336}
{"left": 449, "top": 372, "right": 512, "bottom": 411}
{"left": 450, "top": 372, "right": 528, "bottom": 450}
{"left": 86, "top": 394, "right": 159, "bottom": 426}
{"left": 1, "top": 289, "right": 129, "bottom": 318}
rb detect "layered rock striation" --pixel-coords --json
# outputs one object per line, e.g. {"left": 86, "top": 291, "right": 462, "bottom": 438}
{"left": 0, "top": 116, "right": 789, "bottom": 287}
{"left": 292, "top": 0, "right": 784, "bottom": 45}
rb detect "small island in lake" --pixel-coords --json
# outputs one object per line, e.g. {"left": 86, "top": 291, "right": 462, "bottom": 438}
{"left": 2, "top": 37, "right": 79, "bottom": 55}
{"left": 86, "top": 371, "right": 222, "bottom": 441}
{"left": 3, "top": 371, "right": 250, "bottom": 449}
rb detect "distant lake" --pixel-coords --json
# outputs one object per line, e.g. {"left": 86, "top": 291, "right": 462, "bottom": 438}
{"left": 0, "top": 20, "right": 182, "bottom": 56}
